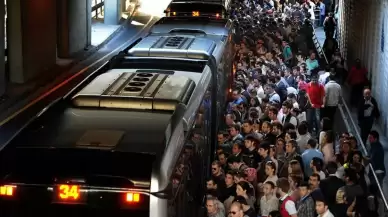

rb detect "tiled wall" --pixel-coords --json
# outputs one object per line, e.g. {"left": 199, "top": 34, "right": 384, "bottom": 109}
{"left": 338, "top": 0, "right": 388, "bottom": 136}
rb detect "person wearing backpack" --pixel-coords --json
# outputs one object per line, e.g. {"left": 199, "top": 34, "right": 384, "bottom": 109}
{"left": 297, "top": 89, "right": 311, "bottom": 112}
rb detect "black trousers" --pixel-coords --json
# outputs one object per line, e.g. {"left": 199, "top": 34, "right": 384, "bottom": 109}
{"left": 350, "top": 84, "right": 364, "bottom": 106}
{"left": 324, "top": 105, "right": 337, "bottom": 123}
{"left": 359, "top": 116, "right": 374, "bottom": 145}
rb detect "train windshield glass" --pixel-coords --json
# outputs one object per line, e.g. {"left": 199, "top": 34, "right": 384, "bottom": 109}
{"left": 0, "top": 148, "right": 154, "bottom": 185}
{"left": 169, "top": 3, "right": 224, "bottom": 15}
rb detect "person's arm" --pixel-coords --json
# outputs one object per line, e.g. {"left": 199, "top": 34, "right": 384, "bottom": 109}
{"left": 323, "top": 17, "right": 329, "bottom": 25}
{"left": 346, "top": 198, "right": 356, "bottom": 217}
{"left": 321, "top": 85, "right": 326, "bottom": 107}
{"left": 372, "top": 97, "right": 381, "bottom": 118}
{"left": 285, "top": 200, "right": 298, "bottom": 217}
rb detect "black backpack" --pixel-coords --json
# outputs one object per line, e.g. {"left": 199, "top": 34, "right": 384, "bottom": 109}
{"left": 324, "top": 17, "right": 335, "bottom": 31}
{"left": 297, "top": 90, "right": 311, "bottom": 111}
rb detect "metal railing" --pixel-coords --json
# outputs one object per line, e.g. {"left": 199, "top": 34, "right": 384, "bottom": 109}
{"left": 311, "top": 27, "right": 328, "bottom": 64}
{"left": 91, "top": 0, "right": 104, "bottom": 19}
{"left": 310, "top": 25, "right": 388, "bottom": 213}
{"left": 341, "top": 98, "right": 388, "bottom": 211}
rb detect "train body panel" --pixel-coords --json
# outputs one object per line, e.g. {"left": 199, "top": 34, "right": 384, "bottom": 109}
{"left": 0, "top": 6, "right": 235, "bottom": 217}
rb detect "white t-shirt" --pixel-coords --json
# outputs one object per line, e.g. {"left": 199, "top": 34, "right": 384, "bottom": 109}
{"left": 318, "top": 170, "right": 326, "bottom": 180}
{"left": 308, "top": 2, "right": 316, "bottom": 20}
{"left": 281, "top": 195, "right": 297, "bottom": 215}
{"left": 256, "top": 86, "right": 266, "bottom": 99}
{"left": 319, "top": 72, "right": 330, "bottom": 85}
{"left": 287, "top": 87, "right": 298, "bottom": 95}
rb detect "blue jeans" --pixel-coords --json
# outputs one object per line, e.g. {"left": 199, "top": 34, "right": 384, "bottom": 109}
{"left": 307, "top": 108, "right": 321, "bottom": 133}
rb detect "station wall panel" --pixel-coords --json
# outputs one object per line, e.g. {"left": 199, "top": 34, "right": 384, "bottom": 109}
{"left": 338, "top": 0, "right": 388, "bottom": 136}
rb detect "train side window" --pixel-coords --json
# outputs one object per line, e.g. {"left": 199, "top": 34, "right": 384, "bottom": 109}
{"left": 169, "top": 116, "right": 204, "bottom": 216}
{"left": 169, "top": 140, "right": 194, "bottom": 217}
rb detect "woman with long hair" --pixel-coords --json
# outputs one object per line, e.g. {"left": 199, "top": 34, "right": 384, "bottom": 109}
{"left": 264, "top": 161, "right": 278, "bottom": 185}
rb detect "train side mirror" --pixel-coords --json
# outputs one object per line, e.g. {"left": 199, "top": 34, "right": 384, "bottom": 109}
{"left": 164, "top": 10, "right": 168, "bottom": 13}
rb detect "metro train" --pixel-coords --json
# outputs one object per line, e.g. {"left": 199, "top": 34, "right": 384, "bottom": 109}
{"left": 0, "top": 2, "right": 235, "bottom": 217}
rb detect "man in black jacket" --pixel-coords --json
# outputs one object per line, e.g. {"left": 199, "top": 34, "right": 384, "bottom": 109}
{"left": 319, "top": 161, "right": 345, "bottom": 209}
{"left": 368, "top": 130, "right": 386, "bottom": 188}
{"left": 357, "top": 88, "right": 380, "bottom": 144}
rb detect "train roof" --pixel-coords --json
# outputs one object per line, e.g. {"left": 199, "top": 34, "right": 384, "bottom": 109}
{"left": 151, "top": 17, "right": 232, "bottom": 36}
{"left": 127, "top": 33, "right": 228, "bottom": 61}
{"left": 8, "top": 70, "right": 207, "bottom": 155}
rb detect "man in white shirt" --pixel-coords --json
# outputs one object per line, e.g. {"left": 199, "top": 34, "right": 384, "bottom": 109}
{"left": 253, "top": 78, "right": 266, "bottom": 99}
{"left": 324, "top": 74, "right": 341, "bottom": 122}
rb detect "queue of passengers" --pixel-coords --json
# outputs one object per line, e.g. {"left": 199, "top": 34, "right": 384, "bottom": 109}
{"left": 205, "top": 1, "right": 385, "bottom": 217}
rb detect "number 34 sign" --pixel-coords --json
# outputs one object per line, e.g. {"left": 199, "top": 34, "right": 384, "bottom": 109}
{"left": 58, "top": 185, "right": 80, "bottom": 200}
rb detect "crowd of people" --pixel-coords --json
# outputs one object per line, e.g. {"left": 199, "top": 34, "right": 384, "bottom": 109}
{"left": 205, "top": 0, "right": 386, "bottom": 217}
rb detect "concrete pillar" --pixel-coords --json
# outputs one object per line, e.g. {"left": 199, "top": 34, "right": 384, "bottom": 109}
{"left": 0, "top": 0, "right": 5, "bottom": 95}
{"left": 104, "top": 0, "right": 121, "bottom": 25}
{"left": 57, "top": 0, "right": 91, "bottom": 58}
{"left": 7, "top": 0, "right": 57, "bottom": 84}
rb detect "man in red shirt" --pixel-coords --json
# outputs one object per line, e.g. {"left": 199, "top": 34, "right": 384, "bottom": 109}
{"left": 347, "top": 59, "right": 368, "bottom": 106}
{"left": 306, "top": 76, "right": 325, "bottom": 134}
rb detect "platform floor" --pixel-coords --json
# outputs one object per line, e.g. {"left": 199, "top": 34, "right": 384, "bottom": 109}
{"left": 91, "top": 21, "right": 121, "bottom": 47}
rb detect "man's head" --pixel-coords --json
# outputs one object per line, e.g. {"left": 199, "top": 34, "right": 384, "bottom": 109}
{"left": 276, "top": 177, "right": 290, "bottom": 196}
{"left": 298, "top": 181, "right": 310, "bottom": 198}
{"left": 211, "top": 160, "right": 222, "bottom": 176}
{"left": 229, "top": 202, "right": 245, "bottom": 217}
{"left": 368, "top": 130, "right": 379, "bottom": 143}
{"left": 206, "top": 178, "right": 218, "bottom": 190}
{"left": 308, "top": 173, "right": 320, "bottom": 189}
{"left": 311, "top": 75, "right": 318, "bottom": 84}
{"left": 206, "top": 196, "right": 219, "bottom": 215}
{"left": 363, "top": 88, "right": 371, "bottom": 100}
{"left": 315, "top": 198, "right": 329, "bottom": 215}
{"left": 282, "top": 100, "right": 293, "bottom": 115}
{"left": 355, "top": 58, "right": 361, "bottom": 68}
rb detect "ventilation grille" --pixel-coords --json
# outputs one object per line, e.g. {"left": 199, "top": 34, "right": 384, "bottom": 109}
{"left": 127, "top": 35, "right": 216, "bottom": 59}
{"left": 72, "top": 71, "right": 196, "bottom": 111}
{"left": 164, "top": 36, "right": 186, "bottom": 48}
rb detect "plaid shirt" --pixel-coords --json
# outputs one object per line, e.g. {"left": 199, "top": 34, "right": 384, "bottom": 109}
{"left": 297, "top": 195, "right": 315, "bottom": 217}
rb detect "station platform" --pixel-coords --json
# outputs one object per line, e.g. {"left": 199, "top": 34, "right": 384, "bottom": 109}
{"left": 316, "top": 27, "right": 388, "bottom": 199}
{"left": 0, "top": 18, "right": 126, "bottom": 118}
{"left": 0, "top": 12, "right": 158, "bottom": 144}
